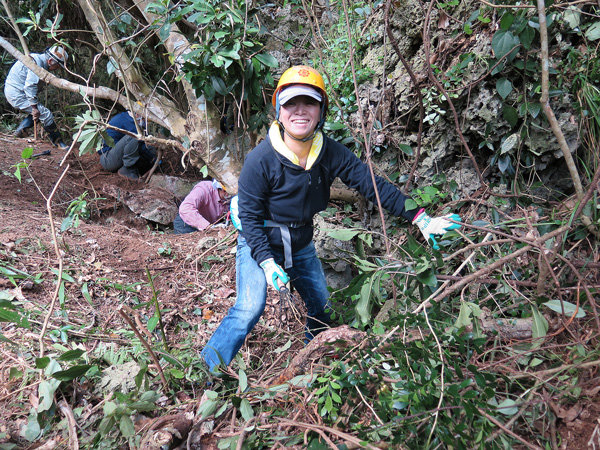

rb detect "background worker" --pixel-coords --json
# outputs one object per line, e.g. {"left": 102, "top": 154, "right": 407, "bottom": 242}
{"left": 99, "top": 107, "right": 156, "bottom": 180}
{"left": 173, "top": 179, "right": 230, "bottom": 234}
{"left": 4, "top": 45, "right": 70, "bottom": 149}
{"left": 200, "top": 65, "right": 462, "bottom": 373}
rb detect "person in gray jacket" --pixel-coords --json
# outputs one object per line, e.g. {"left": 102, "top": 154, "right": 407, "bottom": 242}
{"left": 4, "top": 45, "right": 69, "bottom": 149}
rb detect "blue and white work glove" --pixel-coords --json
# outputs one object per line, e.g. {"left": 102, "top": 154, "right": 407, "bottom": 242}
{"left": 260, "top": 258, "right": 290, "bottom": 291}
{"left": 230, "top": 195, "right": 242, "bottom": 231}
{"left": 413, "top": 210, "right": 462, "bottom": 250}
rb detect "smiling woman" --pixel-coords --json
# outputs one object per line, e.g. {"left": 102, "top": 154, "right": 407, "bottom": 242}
{"left": 199, "top": 64, "right": 463, "bottom": 373}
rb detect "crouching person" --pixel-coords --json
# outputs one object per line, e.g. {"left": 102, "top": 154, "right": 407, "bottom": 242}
{"left": 99, "top": 107, "right": 156, "bottom": 180}
{"left": 173, "top": 179, "right": 230, "bottom": 234}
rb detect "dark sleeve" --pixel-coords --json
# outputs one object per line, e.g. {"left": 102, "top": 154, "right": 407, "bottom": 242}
{"left": 329, "top": 139, "right": 418, "bottom": 222}
{"left": 238, "top": 143, "right": 274, "bottom": 265}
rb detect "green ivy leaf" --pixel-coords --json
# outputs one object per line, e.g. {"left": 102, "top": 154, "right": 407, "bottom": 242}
{"left": 399, "top": 144, "right": 413, "bottom": 155}
{"left": 502, "top": 105, "right": 518, "bottom": 127}
{"left": 491, "top": 30, "right": 520, "bottom": 60}
{"left": 501, "top": 133, "right": 519, "bottom": 154}
{"left": 496, "top": 78, "right": 512, "bottom": 100}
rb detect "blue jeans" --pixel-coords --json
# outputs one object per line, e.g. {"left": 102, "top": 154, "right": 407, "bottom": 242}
{"left": 201, "top": 236, "right": 331, "bottom": 371}
{"left": 173, "top": 214, "right": 198, "bottom": 234}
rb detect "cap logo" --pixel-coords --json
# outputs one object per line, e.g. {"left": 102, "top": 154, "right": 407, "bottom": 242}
{"left": 298, "top": 68, "right": 310, "bottom": 77}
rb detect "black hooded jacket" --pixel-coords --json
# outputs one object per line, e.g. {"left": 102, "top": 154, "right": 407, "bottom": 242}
{"left": 238, "top": 132, "right": 418, "bottom": 266}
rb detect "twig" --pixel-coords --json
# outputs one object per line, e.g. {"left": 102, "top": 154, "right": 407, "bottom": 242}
{"left": 384, "top": 0, "right": 424, "bottom": 191}
{"left": 39, "top": 164, "right": 71, "bottom": 358}
{"left": 235, "top": 418, "right": 255, "bottom": 450}
{"left": 277, "top": 418, "right": 385, "bottom": 450}
{"left": 478, "top": 408, "right": 544, "bottom": 450}
{"left": 117, "top": 304, "right": 169, "bottom": 392}
{"left": 422, "top": 0, "right": 486, "bottom": 187}
{"left": 146, "top": 267, "right": 169, "bottom": 352}
{"left": 58, "top": 400, "right": 80, "bottom": 450}
{"left": 536, "top": 0, "right": 584, "bottom": 200}
{"left": 412, "top": 225, "right": 571, "bottom": 313}
{"left": 510, "top": 358, "right": 600, "bottom": 380}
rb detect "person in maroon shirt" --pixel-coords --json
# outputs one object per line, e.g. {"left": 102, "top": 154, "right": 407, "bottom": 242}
{"left": 173, "top": 179, "right": 230, "bottom": 234}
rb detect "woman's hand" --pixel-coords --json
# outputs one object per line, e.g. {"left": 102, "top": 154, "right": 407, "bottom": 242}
{"left": 260, "top": 258, "right": 289, "bottom": 291}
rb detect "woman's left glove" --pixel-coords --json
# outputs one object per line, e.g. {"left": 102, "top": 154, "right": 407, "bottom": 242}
{"left": 413, "top": 210, "right": 462, "bottom": 250}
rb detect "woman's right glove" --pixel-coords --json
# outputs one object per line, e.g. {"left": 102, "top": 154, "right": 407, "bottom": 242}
{"left": 413, "top": 210, "right": 462, "bottom": 250}
{"left": 230, "top": 195, "right": 242, "bottom": 231}
{"left": 260, "top": 258, "right": 289, "bottom": 291}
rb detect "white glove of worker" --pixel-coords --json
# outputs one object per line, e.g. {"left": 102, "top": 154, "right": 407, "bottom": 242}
{"left": 413, "top": 210, "right": 462, "bottom": 250}
{"left": 260, "top": 258, "right": 289, "bottom": 291}
{"left": 230, "top": 195, "right": 242, "bottom": 231}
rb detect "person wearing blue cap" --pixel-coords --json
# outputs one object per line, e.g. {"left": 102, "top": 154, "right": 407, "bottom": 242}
{"left": 173, "top": 179, "right": 230, "bottom": 234}
{"left": 99, "top": 107, "right": 157, "bottom": 180}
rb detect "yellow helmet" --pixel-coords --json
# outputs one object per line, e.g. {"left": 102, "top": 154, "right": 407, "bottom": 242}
{"left": 272, "top": 65, "right": 328, "bottom": 109}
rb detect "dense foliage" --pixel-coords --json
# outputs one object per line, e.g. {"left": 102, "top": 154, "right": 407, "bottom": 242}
{"left": 1, "top": 0, "right": 600, "bottom": 449}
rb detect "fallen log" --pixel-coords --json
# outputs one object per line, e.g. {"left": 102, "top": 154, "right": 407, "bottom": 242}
{"left": 269, "top": 325, "right": 367, "bottom": 386}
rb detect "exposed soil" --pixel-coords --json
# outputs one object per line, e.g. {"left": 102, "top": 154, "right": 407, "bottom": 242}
{"left": 0, "top": 132, "right": 305, "bottom": 448}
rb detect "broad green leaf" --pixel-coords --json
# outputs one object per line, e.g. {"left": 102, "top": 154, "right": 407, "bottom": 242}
{"left": 38, "top": 379, "right": 61, "bottom": 412}
{"left": 405, "top": 199, "right": 418, "bottom": 211}
{"left": 0, "top": 333, "right": 17, "bottom": 345}
{"left": 501, "top": 133, "right": 519, "bottom": 154}
{"left": 502, "top": 105, "right": 518, "bottom": 127}
{"left": 356, "top": 281, "right": 372, "bottom": 325}
{"left": 416, "top": 268, "right": 437, "bottom": 287}
{"left": 119, "top": 415, "right": 135, "bottom": 437}
{"left": 103, "top": 401, "right": 117, "bottom": 416}
{"left": 491, "top": 30, "right": 519, "bottom": 60}
{"left": 82, "top": 283, "right": 93, "bottom": 305}
{"left": 51, "top": 364, "right": 92, "bottom": 381}
{"left": 254, "top": 53, "right": 279, "bottom": 68}
{"left": 57, "top": 349, "right": 86, "bottom": 361}
{"left": 327, "top": 229, "right": 361, "bottom": 241}
{"left": 499, "top": 13, "right": 514, "bottom": 31}
{"left": 585, "top": 21, "right": 600, "bottom": 41}
{"left": 239, "top": 398, "right": 254, "bottom": 421}
{"left": 497, "top": 398, "right": 519, "bottom": 416}
{"left": 211, "top": 76, "right": 228, "bottom": 96}
{"left": 455, "top": 301, "right": 481, "bottom": 329}
{"left": 128, "top": 401, "right": 157, "bottom": 411}
{"left": 519, "top": 26, "right": 536, "bottom": 50}
{"left": 543, "top": 299, "right": 586, "bottom": 318}
{"left": 21, "top": 147, "right": 34, "bottom": 159}
{"left": 198, "top": 398, "right": 218, "bottom": 418}
{"left": 562, "top": 6, "right": 581, "bottom": 29}
{"left": 531, "top": 306, "right": 548, "bottom": 344}
{"left": 399, "top": 144, "right": 413, "bottom": 155}
{"left": 147, "top": 316, "right": 159, "bottom": 332}
{"left": 239, "top": 369, "right": 248, "bottom": 392}
{"left": 496, "top": 78, "right": 512, "bottom": 100}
